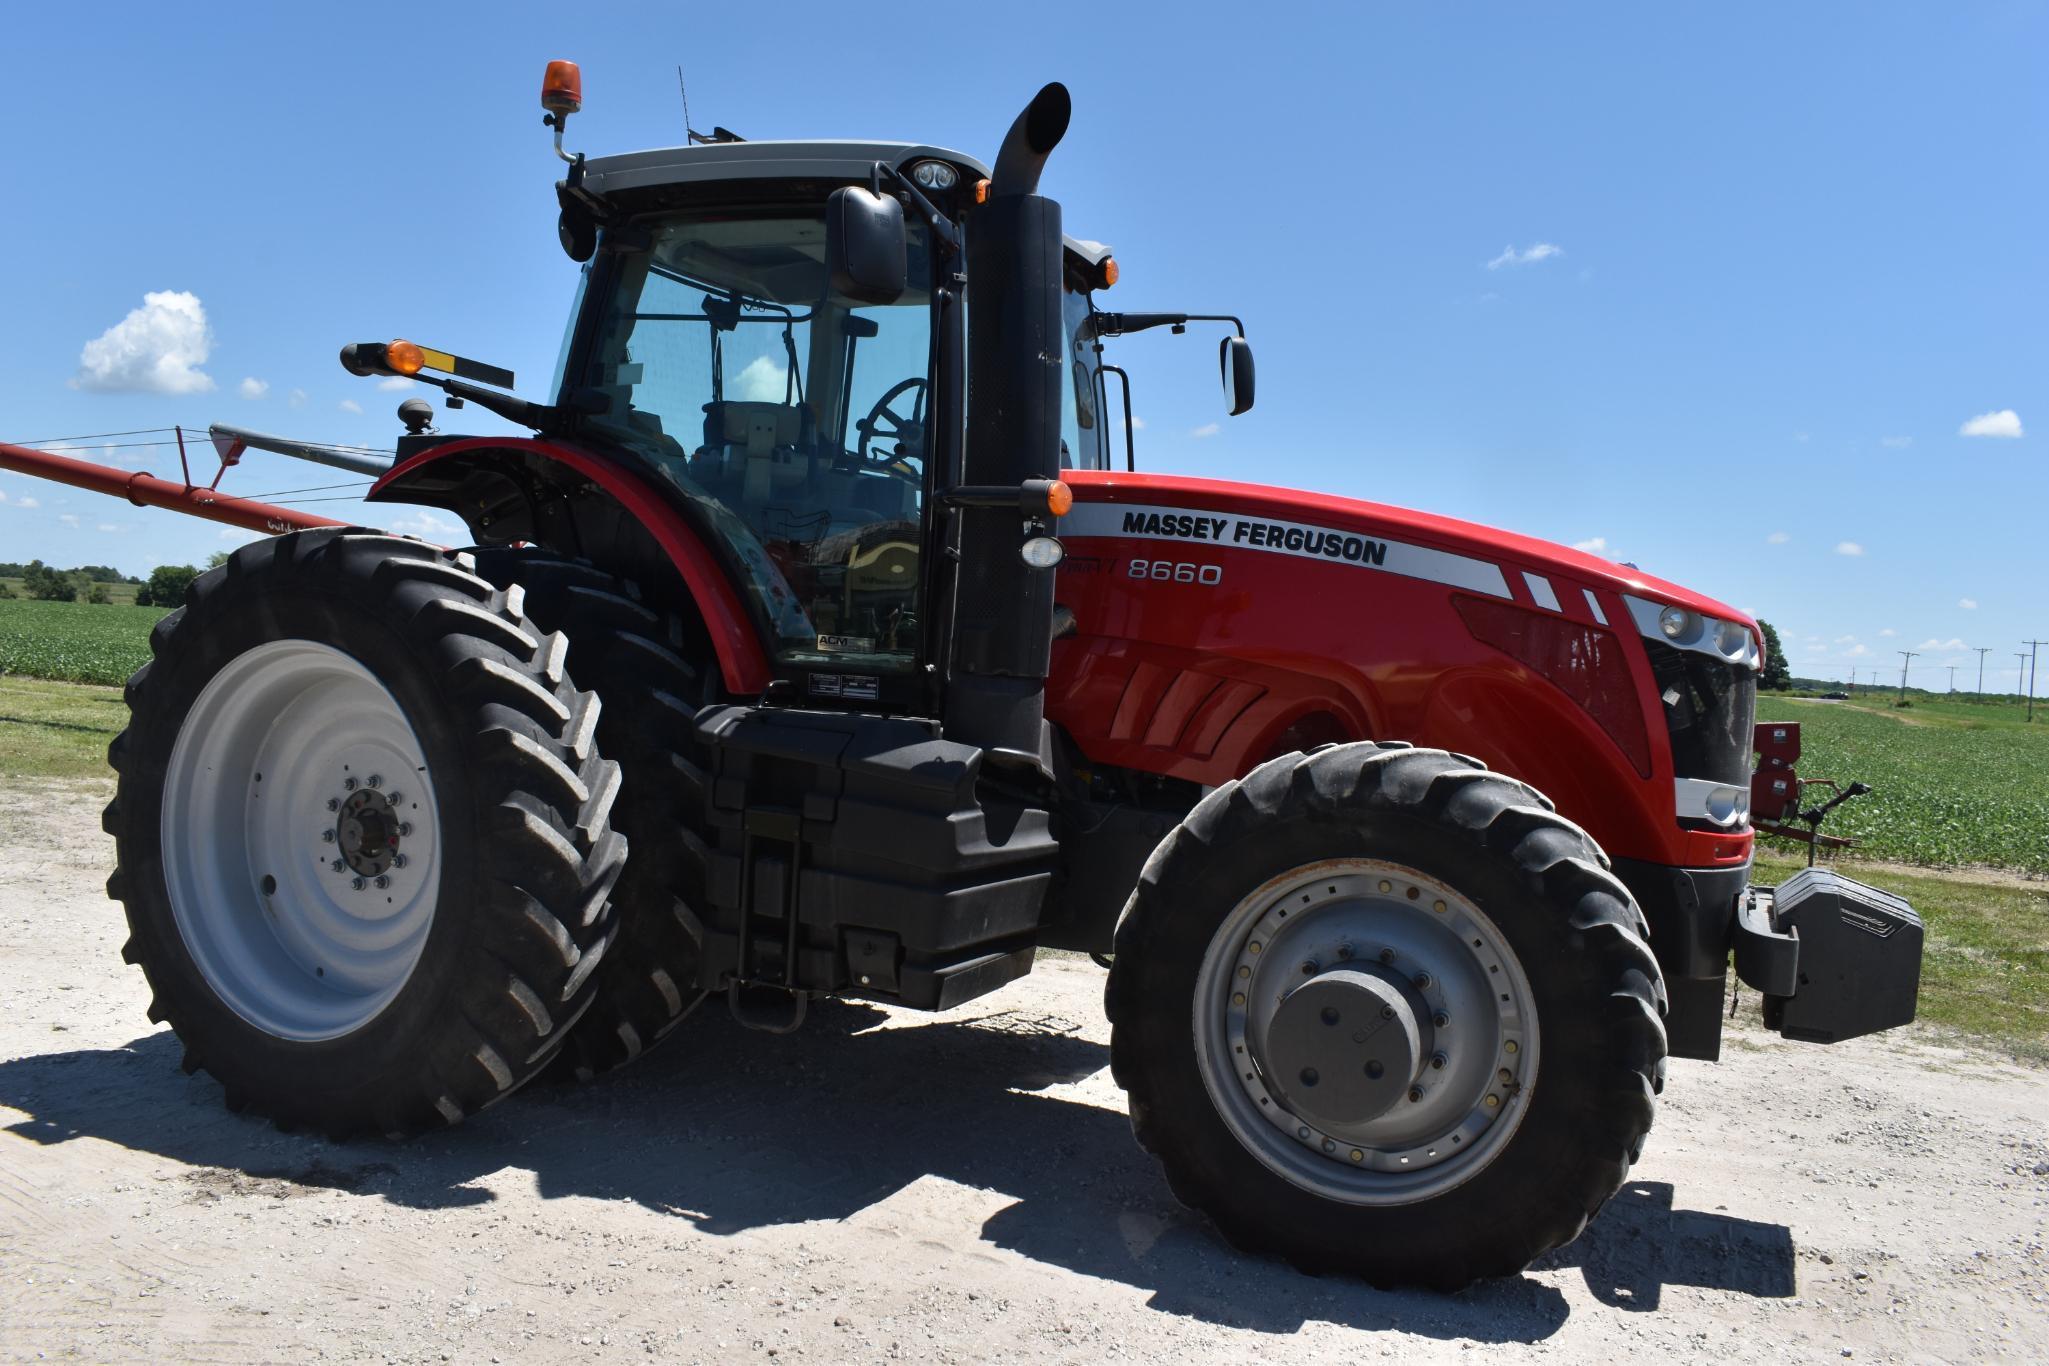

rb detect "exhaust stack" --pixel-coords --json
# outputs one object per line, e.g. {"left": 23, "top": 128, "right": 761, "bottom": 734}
{"left": 943, "top": 83, "right": 1072, "bottom": 767}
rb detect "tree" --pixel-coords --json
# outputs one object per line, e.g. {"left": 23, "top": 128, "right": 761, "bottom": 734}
{"left": 146, "top": 564, "right": 201, "bottom": 609}
{"left": 0, "top": 581, "right": 15, "bottom": 599}
{"left": 1756, "top": 618, "right": 1791, "bottom": 692}
{"left": 85, "top": 582, "right": 112, "bottom": 605}
{"left": 22, "top": 560, "right": 78, "bottom": 601}
{"left": 206, "top": 551, "right": 231, "bottom": 569}
{"left": 134, "top": 583, "right": 153, "bottom": 607}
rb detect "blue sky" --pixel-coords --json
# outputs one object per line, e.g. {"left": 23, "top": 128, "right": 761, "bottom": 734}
{"left": 1, "top": 3, "right": 2041, "bottom": 690}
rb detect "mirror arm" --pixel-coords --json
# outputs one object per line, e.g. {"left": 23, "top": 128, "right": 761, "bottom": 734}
{"left": 873, "top": 161, "right": 962, "bottom": 257}
{"left": 1094, "top": 311, "right": 1246, "bottom": 339}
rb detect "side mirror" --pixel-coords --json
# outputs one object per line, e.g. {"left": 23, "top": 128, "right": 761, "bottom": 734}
{"left": 826, "top": 186, "right": 907, "bottom": 305}
{"left": 1221, "top": 336, "right": 1256, "bottom": 416}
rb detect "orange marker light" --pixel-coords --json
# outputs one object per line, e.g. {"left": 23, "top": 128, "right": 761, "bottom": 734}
{"left": 386, "top": 340, "right": 425, "bottom": 376}
{"left": 1045, "top": 480, "right": 1073, "bottom": 517}
{"left": 972, "top": 178, "right": 991, "bottom": 205}
{"left": 542, "top": 60, "right": 583, "bottom": 115}
{"left": 1100, "top": 257, "right": 1119, "bottom": 288}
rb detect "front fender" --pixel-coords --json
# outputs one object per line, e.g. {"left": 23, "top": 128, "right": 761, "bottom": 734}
{"left": 369, "top": 436, "right": 772, "bottom": 695}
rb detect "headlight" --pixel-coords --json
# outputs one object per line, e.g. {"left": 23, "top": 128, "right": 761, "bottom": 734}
{"left": 1627, "top": 596, "right": 1760, "bottom": 671}
{"left": 909, "top": 160, "right": 958, "bottom": 190}
{"left": 1659, "top": 606, "right": 1695, "bottom": 640}
{"left": 1020, "top": 536, "right": 1065, "bottom": 569}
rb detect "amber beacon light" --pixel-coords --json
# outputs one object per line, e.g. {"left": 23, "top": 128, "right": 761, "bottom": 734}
{"left": 541, "top": 60, "right": 583, "bottom": 115}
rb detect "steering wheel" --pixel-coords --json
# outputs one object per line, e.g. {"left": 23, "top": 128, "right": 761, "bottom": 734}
{"left": 853, "top": 377, "right": 928, "bottom": 482}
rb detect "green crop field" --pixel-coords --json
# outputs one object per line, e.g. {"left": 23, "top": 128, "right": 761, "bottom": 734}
{"left": 0, "top": 598, "right": 165, "bottom": 686}
{"left": 1757, "top": 696, "right": 2049, "bottom": 875}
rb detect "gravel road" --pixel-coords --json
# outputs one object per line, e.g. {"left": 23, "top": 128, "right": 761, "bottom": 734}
{"left": 2, "top": 778, "right": 2044, "bottom": 1363}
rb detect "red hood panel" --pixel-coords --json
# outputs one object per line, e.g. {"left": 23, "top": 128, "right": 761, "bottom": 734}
{"left": 1061, "top": 469, "right": 1750, "bottom": 626}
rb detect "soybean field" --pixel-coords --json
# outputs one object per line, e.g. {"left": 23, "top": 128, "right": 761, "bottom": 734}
{"left": 1757, "top": 697, "right": 2049, "bottom": 875}
{"left": 0, "top": 599, "right": 164, "bottom": 687}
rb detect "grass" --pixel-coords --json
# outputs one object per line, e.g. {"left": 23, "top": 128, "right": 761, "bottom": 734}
{"left": 1754, "top": 849, "right": 2048, "bottom": 1062}
{"left": 0, "top": 596, "right": 165, "bottom": 686}
{"left": 0, "top": 675, "right": 127, "bottom": 780}
{"left": 1756, "top": 695, "right": 2049, "bottom": 875}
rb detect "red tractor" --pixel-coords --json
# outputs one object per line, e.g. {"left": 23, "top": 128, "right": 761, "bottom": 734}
{"left": 88, "top": 67, "right": 1922, "bottom": 1288}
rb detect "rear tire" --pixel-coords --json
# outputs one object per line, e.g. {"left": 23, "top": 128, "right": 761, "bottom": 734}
{"left": 104, "top": 530, "right": 627, "bottom": 1138}
{"left": 466, "top": 548, "right": 717, "bottom": 1079}
{"left": 1106, "top": 742, "right": 1667, "bottom": 1289}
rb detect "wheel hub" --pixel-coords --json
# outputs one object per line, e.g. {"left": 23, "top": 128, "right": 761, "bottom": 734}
{"left": 336, "top": 785, "right": 402, "bottom": 877}
{"left": 1265, "top": 967, "right": 1434, "bottom": 1127}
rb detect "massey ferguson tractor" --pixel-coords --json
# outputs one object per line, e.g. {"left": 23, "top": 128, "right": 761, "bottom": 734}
{"left": 46, "top": 65, "right": 1925, "bottom": 1289}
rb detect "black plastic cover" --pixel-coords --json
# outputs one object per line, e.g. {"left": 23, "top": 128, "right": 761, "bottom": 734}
{"left": 694, "top": 704, "right": 1061, "bottom": 1010}
{"left": 1762, "top": 869, "right": 1923, "bottom": 1044}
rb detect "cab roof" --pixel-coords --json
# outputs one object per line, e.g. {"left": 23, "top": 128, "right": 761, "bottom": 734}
{"left": 579, "top": 140, "right": 991, "bottom": 197}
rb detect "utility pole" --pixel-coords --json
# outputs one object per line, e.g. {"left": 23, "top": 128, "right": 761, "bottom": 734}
{"left": 2019, "top": 653, "right": 2031, "bottom": 701}
{"left": 1947, "top": 665, "right": 1957, "bottom": 693}
{"left": 1896, "top": 651, "right": 1917, "bottom": 705}
{"left": 2027, "top": 641, "right": 2046, "bottom": 723}
{"left": 1974, "top": 646, "right": 1991, "bottom": 697}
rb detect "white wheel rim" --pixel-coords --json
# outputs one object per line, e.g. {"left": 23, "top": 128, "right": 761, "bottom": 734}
{"left": 161, "top": 640, "right": 443, "bottom": 1041}
{"left": 1193, "top": 858, "right": 1540, "bottom": 1205}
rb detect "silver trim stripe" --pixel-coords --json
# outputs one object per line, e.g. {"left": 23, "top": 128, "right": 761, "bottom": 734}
{"left": 1060, "top": 502, "right": 1512, "bottom": 599}
{"left": 1623, "top": 595, "right": 1762, "bottom": 671}
{"left": 1522, "top": 572, "right": 1560, "bottom": 612}
{"left": 1583, "top": 588, "right": 1608, "bottom": 625}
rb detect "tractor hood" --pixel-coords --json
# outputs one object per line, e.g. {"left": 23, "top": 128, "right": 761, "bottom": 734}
{"left": 1059, "top": 469, "right": 1753, "bottom": 630}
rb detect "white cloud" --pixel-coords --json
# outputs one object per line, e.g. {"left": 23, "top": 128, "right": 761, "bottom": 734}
{"left": 237, "top": 377, "right": 268, "bottom": 400}
{"left": 1190, "top": 423, "right": 1221, "bottom": 438}
{"left": 288, "top": 388, "right": 308, "bottom": 408}
{"left": 1834, "top": 634, "right": 1858, "bottom": 644}
{"left": 1959, "top": 409, "right": 2022, "bottom": 439}
{"left": 1959, "top": 597, "right": 1978, "bottom": 610}
{"left": 96, "top": 522, "right": 120, "bottom": 533}
{"left": 1129, "top": 416, "right": 1146, "bottom": 431}
{"left": 1879, "top": 627, "right": 1896, "bottom": 637}
{"left": 1835, "top": 541, "right": 1864, "bottom": 557}
{"left": 376, "top": 377, "right": 416, "bottom": 392}
{"left": 1571, "top": 536, "right": 1608, "bottom": 554}
{"left": 1919, "top": 637, "right": 1967, "bottom": 651}
{"left": 733, "top": 355, "right": 788, "bottom": 403}
{"left": 72, "top": 290, "right": 216, "bottom": 394}
{"left": 1843, "top": 643, "right": 1870, "bottom": 657}
{"left": 1880, "top": 435, "right": 1912, "bottom": 449}
{"left": 384, "top": 509, "right": 463, "bottom": 541}
{"left": 59, "top": 513, "right": 80, "bottom": 528}
{"left": 338, "top": 398, "right": 363, "bottom": 414}
{"left": 15, "top": 495, "right": 39, "bottom": 509}
{"left": 1766, "top": 530, "right": 1790, "bottom": 544}
{"left": 1485, "top": 243, "right": 1563, "bottom": 270}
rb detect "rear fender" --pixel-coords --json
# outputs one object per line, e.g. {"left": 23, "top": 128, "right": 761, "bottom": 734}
{"left": 368, "top": 436, "right": 772, "bottom": 694}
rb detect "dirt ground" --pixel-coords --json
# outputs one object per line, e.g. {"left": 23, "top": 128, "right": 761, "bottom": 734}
{"left": 2, "top": 778, "right": 2045, "bottom": 1364}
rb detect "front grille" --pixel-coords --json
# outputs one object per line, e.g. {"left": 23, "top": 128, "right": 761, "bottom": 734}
{"left": 1645, "top": 638, "right": 1756, "bottom": 787}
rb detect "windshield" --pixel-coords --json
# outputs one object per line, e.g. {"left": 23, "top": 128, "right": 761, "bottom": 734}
{"left": 1059, "top": 288, "right": 1107, "bottom": 470}
{"left": 579, "top": 211, "right": 934, "bottom": 672}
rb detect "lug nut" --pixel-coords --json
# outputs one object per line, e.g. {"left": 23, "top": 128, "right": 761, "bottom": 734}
{"left": 398, "top": 822, "right": 413, "bottom": 837}
{"left": 1407, "top": 1085, "right": 1425, "bottom": 1103}
{"left": 386, "top": 792, "right": 403, "bottom": 806}
{"left": 392, "top": 853, "right": 408, "bottom": 869}
{"left": 1300, "top": 960, "right": 1319, "bottom": 976}
{"left": 1378, "top": 947, "right": 1396, "bottom": 964}
{"left": 321, "top": 830, "right": 335, "bottom": 844}
{"left": 1335, "top": 942, "right": 1353, "bottom": 960}
{"left": 375, "top": 875, "right": 390, "bottom": 890}
{"left": 1412, "top": 972, "right": 1432, "bottom": 991}
{"left": 343, "top": 777, "right": 356, "bottom": 791}
{"left": 1484, "top": 1093, "right": 1500, "bottom": 1109}
{"left": 326, "top": 797, "right": 340, "bottom": 812}
{"left": 367, "top": 774, "right": 382, "bottom": 789}
{"left": 331, "top": 858, "right": 346, "bottom": 873}
{"left": 1433, "top": 1011, "right": 1450, "bottom": 1028}
{"left": 1504, "top": 1040, "right": 1519, "bottom": 1055}
{"left": 1431, "top": 1052, "right": 1447, "bottom": 1070}
{"left": 350, "top": 877, "right": 365, "bottom": 891}
{"left": 1499, "top": 1067, "right": 1515, "bottom": 1083}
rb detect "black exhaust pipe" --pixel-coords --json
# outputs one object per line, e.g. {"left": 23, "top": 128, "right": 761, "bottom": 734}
{"left": 987, "top": 83, "right": 1071, "bottom": 197}
{"left": 943, "top": 84, "right": 1071, "bottom": 767}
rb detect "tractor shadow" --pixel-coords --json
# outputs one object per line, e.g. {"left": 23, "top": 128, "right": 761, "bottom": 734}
{"left": 0, "top": 1001, "right": 1791, "bottom": 1338}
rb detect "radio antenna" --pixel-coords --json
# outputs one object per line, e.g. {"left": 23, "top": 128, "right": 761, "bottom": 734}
{"left": 678, "top": 63, "right": 718, "bottom": 146}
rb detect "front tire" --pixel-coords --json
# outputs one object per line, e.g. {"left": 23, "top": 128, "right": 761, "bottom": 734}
{"left": 1107, "top": 743, "right": 1667, "bottom": 1289}
{"left": 104, "top": 530, "right": 627, "bottom": 1137}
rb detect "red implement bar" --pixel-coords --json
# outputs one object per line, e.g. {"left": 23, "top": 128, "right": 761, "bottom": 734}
{"left": 0, "top": 440, "right": 347, "bottom": 535}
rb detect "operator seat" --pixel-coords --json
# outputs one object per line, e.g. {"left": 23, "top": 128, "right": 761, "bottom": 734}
{"left": 700, "top": 400, "right": 807, "bottom": 507}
